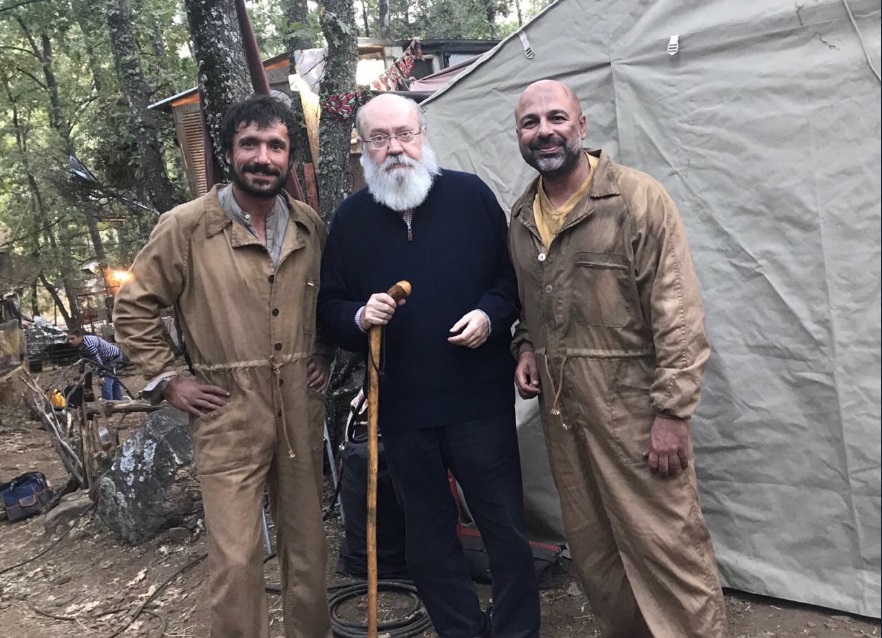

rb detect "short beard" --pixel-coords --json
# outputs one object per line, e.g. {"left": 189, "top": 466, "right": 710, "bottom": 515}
{"left": 231, "top": 163, "right": 288, "bottom": 200}
{"left": 361, "top": 142, "right": 441, "bottom": 211}
{"left": 524, "top": 134, "right": 583, "bottom": 178}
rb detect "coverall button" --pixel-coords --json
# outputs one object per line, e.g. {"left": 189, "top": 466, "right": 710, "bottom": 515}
{"left": 272, "top": 308, "right": 279, "bottom": 316}
{"left": 268, "top": 274, "right": 275, "bottom": 283}
{"left": 274, "top": 342, "right": 282, "bottom": 351}
{"left": 277, "top": 409, "right": 282, "bottom": 417}
{"left": 544, "top": 284, "right": 553, "bottom": 294}
{"left": 538, "top": 253, "right": 546, "bottom": 262}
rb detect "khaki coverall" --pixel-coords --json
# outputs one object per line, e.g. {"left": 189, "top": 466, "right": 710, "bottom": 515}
{"left": 509, "top": 150, "right": 726, "bottom": 638}
{"left": 113, "top": 186, "right": 332, "bottom": 638}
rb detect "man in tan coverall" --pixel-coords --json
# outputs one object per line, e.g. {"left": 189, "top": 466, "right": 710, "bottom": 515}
{"left": 113, "top": 96, "right": 332, "bottom": 638}
{"left": 509, "top": 80, "right": 726, "bottom": 637}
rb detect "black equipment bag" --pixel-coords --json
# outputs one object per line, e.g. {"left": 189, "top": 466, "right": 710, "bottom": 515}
{"left": 336, "top": 403, "right": 408, "bottom": 579}
{"left": 460, "top": 526, "right": 567, "bottom": 590}
{"left": 1, "top": 471, "right": 52, "bottom": 523}
{"left": 336, "top": 439, "right": 409, "bottom": 578}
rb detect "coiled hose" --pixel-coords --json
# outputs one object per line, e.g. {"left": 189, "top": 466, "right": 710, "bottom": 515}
{"left": 265, "top": 576, "right": 431, "bottom": 637}
{"left": 327, "top": 579, "right": 432, "bottom": 638}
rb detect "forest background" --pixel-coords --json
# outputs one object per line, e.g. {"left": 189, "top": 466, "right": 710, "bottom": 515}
{"left": 0, "top": 0, "right": 551, "bottom": 325}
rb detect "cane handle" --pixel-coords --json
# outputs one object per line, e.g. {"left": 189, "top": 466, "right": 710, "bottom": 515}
{"left": 386, "top": 280, "right": 412, "bottom": 302}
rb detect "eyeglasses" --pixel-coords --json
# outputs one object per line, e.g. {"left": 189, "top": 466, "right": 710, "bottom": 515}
{"left": 363, "top": 129, "right": 423, "bottom": 149}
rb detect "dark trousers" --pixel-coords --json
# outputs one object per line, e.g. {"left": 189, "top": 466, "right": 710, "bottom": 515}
{"left": 382, "top": 411, "right": 540, "bottom": 638}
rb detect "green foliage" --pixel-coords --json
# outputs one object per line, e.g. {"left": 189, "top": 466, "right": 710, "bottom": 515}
{"left": 0, "top": 0, "right": 194, "bottom": 316}
{"left": 354, "top": 0, "right": 552, "bottom": 41}
{"left": 0, "top": 0, "right": 552, "bottom": 318}
{"left": 285, "top": 15, "right": 323, "bottom": 49}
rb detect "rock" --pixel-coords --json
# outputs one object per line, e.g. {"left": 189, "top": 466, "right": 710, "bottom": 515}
{"left": 565, "top": 582, "right": 582, "bottom": 597}
{"left": 167, "top": 526, "right": 190, "bottom": 543}
{"left": 67, "top": 528, "right": 86, "bottom": 541}
{"left": 43, "top": 491, "right": 93, "bottom": 535}
{"left": 55, "top": 575, "right": 71, "bottom": 585}
{"left": 96, "top": 407, "right": 202, "bottom": 544}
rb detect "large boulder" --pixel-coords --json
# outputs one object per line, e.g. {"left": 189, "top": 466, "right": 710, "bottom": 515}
{"left": 97, "top": 407, "right": 202, "bottom": 544}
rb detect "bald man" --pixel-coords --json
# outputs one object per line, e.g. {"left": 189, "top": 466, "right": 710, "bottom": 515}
{"left": 318, "top": 94, "right": 540, "bottom": 638}
{"left": 507, "top": 79, "right": 727, "bottom": 637}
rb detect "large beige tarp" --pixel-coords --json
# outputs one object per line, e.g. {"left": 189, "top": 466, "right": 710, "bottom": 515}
{"left": 422, "top": 0, "right": 882, "bottom": 618}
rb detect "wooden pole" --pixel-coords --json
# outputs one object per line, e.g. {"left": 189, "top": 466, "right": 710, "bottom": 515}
{"left": 366, "top": 280, "right": 411, "bottom": 638}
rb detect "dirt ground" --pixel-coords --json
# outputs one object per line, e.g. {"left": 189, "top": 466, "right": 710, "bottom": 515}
{"left": 0, "top": 368, "right": 879, "bottom": 638}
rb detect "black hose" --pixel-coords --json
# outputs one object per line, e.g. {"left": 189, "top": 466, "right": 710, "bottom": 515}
{"left": 328, "top": 579, "right": 432, "bottom": 638}
{"left": 264, "top": 573, "right": 431, "bottom": 637}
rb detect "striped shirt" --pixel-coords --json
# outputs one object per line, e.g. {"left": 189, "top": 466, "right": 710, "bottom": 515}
{"left": 79, "top": 335, "right": 121, "bottom": 367}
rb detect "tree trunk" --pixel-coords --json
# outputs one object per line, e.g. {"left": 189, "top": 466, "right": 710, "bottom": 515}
{"left": 316, "top": 0, "right": 358, "bottom": 223}
{"left": 482, "top": 0, "right": 498, "bottom": 39}
{"left": 316, "top": 0, "right": 360, "bottom": 442}
{"left": 30, "top": 280, "right": 39, "bottom": 318}
{"left": 378, "top": 0, "right": 390, "bottom": 39}
{"left": 71, "top": 0, "right": 109, "bottom": 93}
{"left": 284, "top": 0, "right": 318, "bottom": 196}
{"left": 35, "top": 195, "right": 81, "bottom": 328}
{"left": 183, "top": 0, "right": 252, "bottom": 173}
{"left": 359, "top": 0, "right": 370, "bottom": 36}
{"left": 16, "top": 19, "right": 108, "bottom": 266}
{"left": 514, "top": 0, "right": 523, "bottom": 27}
{"left": 106, "top": 0, "right": 183, "bottom": 213}
{"left": 1, "top": 68, "right": 80, "bottom": 327}
{"left": 38, "top": 272, "right": 75, "bottom": 330}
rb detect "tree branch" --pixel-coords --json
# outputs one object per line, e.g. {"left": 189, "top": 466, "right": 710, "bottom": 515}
{"left": 0, "top": 0, "right": 47, "bottom": 13}
{"left": 14, "top": 65, "right": 46, "bottom": 89}
{"left": 0, "top": 44, "right": 39, "bottom": 56}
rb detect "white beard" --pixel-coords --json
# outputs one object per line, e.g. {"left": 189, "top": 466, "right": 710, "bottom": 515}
{"left": 361, "top": 141, "right": 441, "bottom": 211}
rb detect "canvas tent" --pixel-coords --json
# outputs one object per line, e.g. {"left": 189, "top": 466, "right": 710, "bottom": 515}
{"left": 421, "top": 0, "right": 882, "bottom": 619}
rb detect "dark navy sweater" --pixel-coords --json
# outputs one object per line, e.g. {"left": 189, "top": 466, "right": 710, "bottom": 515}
{"left": 318, "top": 169, "right": 518, "bottom": 432}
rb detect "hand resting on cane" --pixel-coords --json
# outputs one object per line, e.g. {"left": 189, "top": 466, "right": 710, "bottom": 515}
{"left": 358, "top": 292, "right": 407, "bottom": 330}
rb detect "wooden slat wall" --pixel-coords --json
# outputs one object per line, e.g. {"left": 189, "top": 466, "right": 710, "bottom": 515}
{"left": 173, "top": 103, "right": 208, "bottom": 197}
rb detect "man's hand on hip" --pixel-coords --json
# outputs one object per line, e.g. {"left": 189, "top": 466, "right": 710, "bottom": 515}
{"left": 163, "top": 377, "right": 230, "bottom": 417}
{"left": 644, "top": 415, "right": 691, "bottom": 478}
{"left": 515, "top": 351, "right": 541, "bottom": 399}
{"left": 448, "top": 310, "right": 490, "bottom": 348}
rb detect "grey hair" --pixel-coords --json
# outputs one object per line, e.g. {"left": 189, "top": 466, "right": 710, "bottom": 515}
{"left": 355, "top": 94, "right": 427, "bottom": 140}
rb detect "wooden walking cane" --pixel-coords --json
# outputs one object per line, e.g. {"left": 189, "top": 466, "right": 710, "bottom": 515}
{"left": 367, "top": 280, "right": 412, "bottom": 638}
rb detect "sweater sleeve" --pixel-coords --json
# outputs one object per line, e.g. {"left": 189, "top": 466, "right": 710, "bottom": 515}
{"left": 473, "top": 180, "right": 520, "bottom": 336}
{"left": 317, "top": 210, "right": 369, "bottom": 353}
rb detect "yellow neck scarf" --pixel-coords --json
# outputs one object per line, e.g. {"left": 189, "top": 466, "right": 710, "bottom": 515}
{"left": 532, "top": 153, "right": 597, "bottom": 249}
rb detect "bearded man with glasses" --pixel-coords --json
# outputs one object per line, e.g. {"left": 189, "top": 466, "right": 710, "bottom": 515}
{"left": 318, "top": 94, "right": 540, "bottom": 638}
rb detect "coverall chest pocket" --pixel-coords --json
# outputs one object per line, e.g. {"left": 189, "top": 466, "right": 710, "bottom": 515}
{"left": 573, "top": 252, "right": 631, "bottom": 328}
